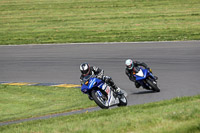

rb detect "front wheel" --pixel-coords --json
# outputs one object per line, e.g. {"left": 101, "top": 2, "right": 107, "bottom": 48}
{"left": 91, "top": 90, "right": 109, "bottom": 109}
{"left": 146, "top": 79, "right": 160, "bottom": 92}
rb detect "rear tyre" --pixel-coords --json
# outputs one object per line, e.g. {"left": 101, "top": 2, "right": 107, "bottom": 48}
{"left": 146, "top": 79, "right": 160, "bottom": 92}
{"left": 118, "top": 94, "right": 128, "bottom": 107}
{"left": 91, "top": 90, "right": 109, "bottom": 109}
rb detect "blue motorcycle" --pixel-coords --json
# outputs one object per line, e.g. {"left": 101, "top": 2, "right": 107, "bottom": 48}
{"left": 134, "top": 67, "right": 160, "bottom": 92}
{"left": 81, "top": 75, "right": 127, "bottom": 109}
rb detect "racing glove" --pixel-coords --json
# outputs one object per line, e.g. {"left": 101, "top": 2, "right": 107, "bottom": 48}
{"left": 101, "top": 75, "right": 112, "bottom": 84}
{"left": 97, "top": 74, "right": 103, "bottom": 79}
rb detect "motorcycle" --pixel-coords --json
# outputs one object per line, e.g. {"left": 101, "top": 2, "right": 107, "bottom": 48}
{"left": 81, "top": 75, "right": 127, "bottom": 109}
{"left": 133, "top": 67, "right": 160, "bottom": 92}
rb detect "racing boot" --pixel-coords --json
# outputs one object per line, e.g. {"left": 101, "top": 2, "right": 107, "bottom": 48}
{"left": 103, "top": 76, "right": 123, "bottom": 95}
{"left": 112, "top": 84, "right": 123, "bottom": 95}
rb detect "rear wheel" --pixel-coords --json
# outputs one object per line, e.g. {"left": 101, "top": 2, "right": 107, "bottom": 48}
{"left": 91, "top": 90, "right": 109, "bottom": 109}
{"left": 118, "top": 94, "right": 127, "bottom": 107}
{"left": 146, "top": 79, "right": 160, "bottom": 92}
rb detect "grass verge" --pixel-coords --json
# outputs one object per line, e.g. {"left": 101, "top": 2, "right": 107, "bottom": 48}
{"left": 0, "top": 0, "right": 200, "bottom": 45}
{"left": 0, "top": 93, "right": 199, "bottom": 133}
{"left": 0, "top": 84, "right": 95, "bottom": 122}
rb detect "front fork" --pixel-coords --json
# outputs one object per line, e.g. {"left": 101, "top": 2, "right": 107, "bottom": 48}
{"left": 145, "top": 76, "right": 157, "bottom": 89}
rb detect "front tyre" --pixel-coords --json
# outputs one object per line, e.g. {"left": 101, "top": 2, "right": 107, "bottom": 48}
{"left": 118, "top": 94, "right": 128, "bottom": 107}
{"left": 91, "top": 90, "right": 109, "bottom": 109}
{"left": 146, "top": 79, "right": 160, "bottom": 92}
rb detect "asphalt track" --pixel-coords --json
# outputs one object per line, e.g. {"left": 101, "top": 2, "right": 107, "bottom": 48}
{"left": 0, "top": 41, "right": 200, "bottom": 126}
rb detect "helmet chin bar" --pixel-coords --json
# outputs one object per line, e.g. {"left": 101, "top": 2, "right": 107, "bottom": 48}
{"left": 127, "top": 63, "right": 134, "bottom": 70}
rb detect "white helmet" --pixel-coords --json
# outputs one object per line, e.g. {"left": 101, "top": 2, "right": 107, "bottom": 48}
{"left": 80, "top": 63, "right": 90, "bottom": 75}
{"left": 125, "top": 59, "right": 134, "bottom": 70}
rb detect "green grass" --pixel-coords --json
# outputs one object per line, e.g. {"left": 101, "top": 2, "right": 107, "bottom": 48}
{"left": 1, "top": 93, "right": 200, "bottom": 133}
{"left": 0, "top": 85, "right": 95, "bottom": 122}
{"left": 0, "top": 0, "right": 200, "bottom": 45}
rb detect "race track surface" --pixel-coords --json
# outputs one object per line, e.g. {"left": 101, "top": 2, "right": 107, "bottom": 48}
{"left": 0, "top": 41, "right": 200, "bottom": 125}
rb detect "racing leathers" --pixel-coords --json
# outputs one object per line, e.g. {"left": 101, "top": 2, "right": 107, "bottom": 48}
{"left": 80, "top": 66, "right": 120, "bottom": 93}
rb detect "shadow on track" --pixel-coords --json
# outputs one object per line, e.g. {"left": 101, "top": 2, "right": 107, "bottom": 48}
{"left": 131, "top": 90, "right": 157, "bottom": 95}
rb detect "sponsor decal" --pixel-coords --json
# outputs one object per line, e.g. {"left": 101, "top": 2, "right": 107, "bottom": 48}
{"left": 105, "top": 86, "right": 110, "bottom": 94}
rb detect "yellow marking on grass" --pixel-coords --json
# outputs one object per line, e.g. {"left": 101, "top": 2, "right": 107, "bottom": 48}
{"left": 54, "top": 84, "right": 81, "bottom": 88}
{"left": 3, "top": 82, "right": 37, "bottom": 86}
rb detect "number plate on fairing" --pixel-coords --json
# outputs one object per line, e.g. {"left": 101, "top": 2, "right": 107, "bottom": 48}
{"left": 136, "top": 69, "right": 144, "bottom": 77}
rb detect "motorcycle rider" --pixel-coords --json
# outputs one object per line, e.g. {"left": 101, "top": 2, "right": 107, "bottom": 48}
{"left": 125, "top": 59, "right": 158, "bottom": 88}
{"left": 80, "top": 63, "right": 122, "bottom": 99}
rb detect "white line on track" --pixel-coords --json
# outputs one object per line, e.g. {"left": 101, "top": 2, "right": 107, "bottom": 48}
{"left": 0, "top": 40, "right": 199, "bottom": 47}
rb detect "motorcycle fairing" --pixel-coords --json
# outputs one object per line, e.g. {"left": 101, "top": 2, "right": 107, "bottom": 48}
{"left": 95, "top": 83, "right": 119, "bottom": 106}
{"left": 134, "top": 68, "right": 157, "bottom": 89}
{"left": 105, "top": 85, "right": 119, "bottom": 106}
{"left": 81, "top": 77, "right": 103, "bottom": 93}
{"left": 148, "top": 72, "right": 157, "bottom": 80}
{"left": 81, "top": 76, "right": 120, "bottom": 106}
{"left": 135, "top": 68, "right": 148, "bottom": 81}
